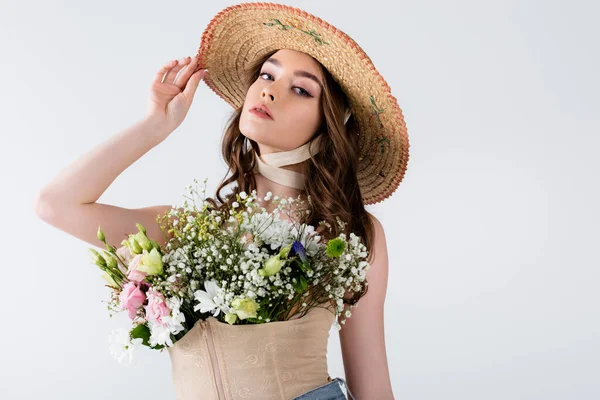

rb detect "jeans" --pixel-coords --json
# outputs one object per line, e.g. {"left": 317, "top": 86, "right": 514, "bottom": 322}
{"left": 291, "top": 377, "right": 356, "bottom": 400}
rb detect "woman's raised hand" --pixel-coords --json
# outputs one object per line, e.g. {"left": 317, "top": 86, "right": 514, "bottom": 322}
{"left": 146, "top": 55, "right": 208, "bottom": 137}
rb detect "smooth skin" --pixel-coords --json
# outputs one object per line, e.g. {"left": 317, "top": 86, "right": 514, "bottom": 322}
{"left": 240, "top": 49, "right": 327, "bottom": 212}
{"left": 34, "top": 55, "right": 206, "bottom": 249}
{"left": 34, "top": 49, "right": 394, "bottom": 399}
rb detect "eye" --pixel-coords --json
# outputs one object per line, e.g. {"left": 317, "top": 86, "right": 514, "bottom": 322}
{"left": 294, "top": 87, "right": 312, "bottom": 97}
{"left": 259, "top": 72, "right": 273, "bottom": 81}
{"left": 258, "top": 72, "right": 313, "bottom": 98}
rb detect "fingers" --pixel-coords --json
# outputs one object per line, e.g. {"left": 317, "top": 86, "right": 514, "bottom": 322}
{"left": 182, "top": 69, "right": 208, "bottom": 100}
{"left": 172, "top": 55, "right": 201, "bottom": 88}
{"left": 152, "top": 55, "right": 205, "bottom": 98}
{"left": 152, "top": 59, "right": 179, "bottom": 86}
{"left": 164, "top": 57, "right": 191, "bottom": 86}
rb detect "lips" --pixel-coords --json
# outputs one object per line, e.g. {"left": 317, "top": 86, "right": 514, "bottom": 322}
{"left": 250, "top": 104, "right": 273, "bottom": 119}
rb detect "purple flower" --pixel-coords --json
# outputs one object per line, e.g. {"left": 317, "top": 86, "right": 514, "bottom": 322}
{"left": 289, "top": 241, "right": 307, "bottom": 264}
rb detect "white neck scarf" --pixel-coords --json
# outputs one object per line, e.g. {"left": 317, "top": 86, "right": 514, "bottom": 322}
{"left": 251, "top": 109, "right": 350, "bottom": 189}
{"left": 252, "top": 134, "right": 323, "bottom": 189}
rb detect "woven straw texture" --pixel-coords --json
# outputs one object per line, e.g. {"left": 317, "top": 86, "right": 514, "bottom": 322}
{"left": 196, "top": 2, "right": 409, "bottom": 205}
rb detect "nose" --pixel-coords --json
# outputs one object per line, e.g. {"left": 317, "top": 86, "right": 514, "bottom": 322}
{"left": 261, "top": 86, "right": 275, "bottom": 102}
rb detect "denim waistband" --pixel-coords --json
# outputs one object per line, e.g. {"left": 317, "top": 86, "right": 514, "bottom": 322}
{"left": 330, "top": 377, "right": 357, "bottom": 400}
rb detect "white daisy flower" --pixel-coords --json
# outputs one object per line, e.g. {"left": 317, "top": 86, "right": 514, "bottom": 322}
{"left": 108, "top": 328, "right": 143, "bottom": 365}
{"left": 148, "top": 322, "right": 174, "bottom": 347}
{"left": 193, "top": 280, "right": 231, "bottom": 316}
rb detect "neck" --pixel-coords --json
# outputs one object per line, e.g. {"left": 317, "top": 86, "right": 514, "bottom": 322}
{"left": 252, "top": 134, "right": 322, "bottom": 190}
{"left": 254, "top": 173, "right": 306, "bottom": 204}
{"left": 251, "top": 134, "right": 323, "bottom": 207}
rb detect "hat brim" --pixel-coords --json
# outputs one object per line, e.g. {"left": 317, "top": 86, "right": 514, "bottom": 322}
{"left": 196, "top": 2, "right": 409, "bottom": 205}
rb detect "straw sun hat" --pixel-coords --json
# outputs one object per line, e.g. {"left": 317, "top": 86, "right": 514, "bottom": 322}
{"left": 196, "top": 2, "right": 409, "bottom": 205}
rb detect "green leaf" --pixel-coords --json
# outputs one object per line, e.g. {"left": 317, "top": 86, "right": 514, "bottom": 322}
{"left": 294, "top": 274, "right": 309, "bottom": 294}
{"left": 299, "top": 274, "right": 308, "bottom": 291}
{"left": 130, "top": 323, "right": 165, "bottom": 350}
{"left": 130, "top": 324, "right": 151, "bottom": 346}
{"left": 291, "top": 258, "right": 308, "bottom": 273}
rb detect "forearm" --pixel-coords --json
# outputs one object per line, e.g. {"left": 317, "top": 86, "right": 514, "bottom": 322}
{"left": 37, "top": 116, "right": 170, "bottom": 206}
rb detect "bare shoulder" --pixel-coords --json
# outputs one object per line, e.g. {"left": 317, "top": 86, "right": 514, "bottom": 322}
{"left": 366, "top": 211, "right": 383, "bottom": 230}
{"left": 366, "top": 212, "right": 387, "bottom": 253}
{"left": 362, "top": 211, "right": 389, "bottom": 303}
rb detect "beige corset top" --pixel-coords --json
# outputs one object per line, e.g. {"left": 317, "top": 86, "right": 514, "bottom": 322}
{"left": 167, "top": 305, "right": 336, "bottom": 400}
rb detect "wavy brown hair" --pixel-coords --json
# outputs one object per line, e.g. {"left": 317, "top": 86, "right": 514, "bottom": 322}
{"left": 204, "top": 49, "right": 374, "bottom": 305}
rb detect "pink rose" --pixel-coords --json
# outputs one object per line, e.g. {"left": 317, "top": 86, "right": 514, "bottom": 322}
{"left": 144, "top": 289, "right": 171, "bottom": 326}
{"left": 119, "top": 282, "right": 146, "bottom": 320}
{"left": 126, "top": 254, "right": 148, "bottom": 283}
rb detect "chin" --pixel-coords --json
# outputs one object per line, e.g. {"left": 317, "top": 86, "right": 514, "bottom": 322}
{"left": 246, "top": 135, "right": 281, "bottom": 152}
{"left": 239, "top": 119, "right": 276, "bottom": 148}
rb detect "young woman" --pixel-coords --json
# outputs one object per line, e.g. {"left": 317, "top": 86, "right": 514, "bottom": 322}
{"left": 35, "top": 3, "right": 409, "bottom": 399}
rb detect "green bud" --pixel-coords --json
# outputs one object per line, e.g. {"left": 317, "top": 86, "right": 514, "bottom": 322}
{"left": 279, "top": 244, "right": 292, "bottom": 259}
{"left": 136, "top": 223, "right": 146, "bottom": 235}
{"left": 97, "top": 227, "right": 105, "bottom": 242}
{"left": 149, "top": 239, "right": 161, "bottom": 251}
{"left": 102, "top": 251, "right": 118, "bottom": 270}
{"left": 101, "top": 271, "right": 119, "bottom": 288}
{"left": 89, "top": 248, "right": 106, "bottom": 268}
{"left": 134, "top": 231, "right": 153, "bottom": 252}
{"left": 129, "top": 236, "right": 143, "bottom": 254}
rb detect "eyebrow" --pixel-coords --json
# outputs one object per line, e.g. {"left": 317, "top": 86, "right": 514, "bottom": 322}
{"left": 264, "top": 58, "right": 323, "bottom": 89}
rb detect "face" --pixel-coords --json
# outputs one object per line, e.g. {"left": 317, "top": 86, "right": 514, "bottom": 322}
{"left": 239, "top": 49, "right": 325, "bottom": 155}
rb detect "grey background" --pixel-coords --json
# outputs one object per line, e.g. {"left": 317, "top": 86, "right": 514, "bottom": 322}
{"left": 1, "top": 0, "right": 598, "bottom": 399}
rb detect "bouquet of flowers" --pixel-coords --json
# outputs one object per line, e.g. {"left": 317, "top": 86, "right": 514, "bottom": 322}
{"left": 89, "top": 178, "right": 370, "bottom": 364}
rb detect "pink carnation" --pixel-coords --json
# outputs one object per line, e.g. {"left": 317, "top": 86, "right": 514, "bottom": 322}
{"left": 144, "top": 289, "right": 171, "bottom": 326}
{"left": 119, "top": 282, "right": 146, "bottom": 320}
